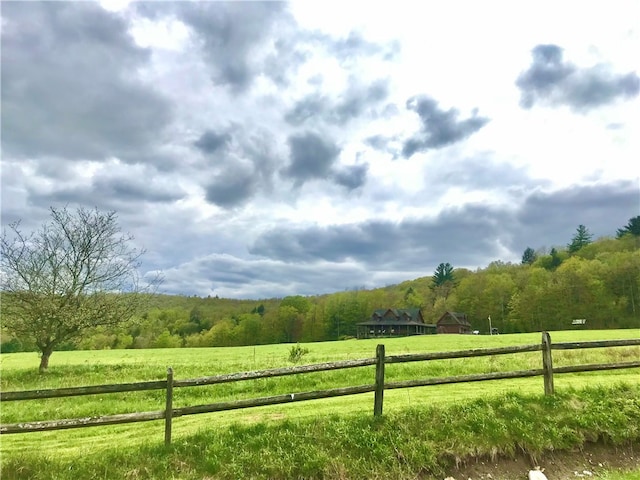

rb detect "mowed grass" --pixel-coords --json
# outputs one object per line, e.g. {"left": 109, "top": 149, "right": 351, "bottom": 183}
{"left": 0, "top": 329, "right": 638, "bottom": 463}
{"left": 2, "top": 384, "right": 640, "bottom": 480}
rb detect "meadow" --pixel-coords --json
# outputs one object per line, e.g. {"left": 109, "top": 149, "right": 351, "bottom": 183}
{"left": 1, "top": 329, "right": 639, "bottom": 479}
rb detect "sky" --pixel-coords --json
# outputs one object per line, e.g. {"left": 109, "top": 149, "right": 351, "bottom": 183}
{"left": 1, "top": 1, "right": 639, "bottom": 299}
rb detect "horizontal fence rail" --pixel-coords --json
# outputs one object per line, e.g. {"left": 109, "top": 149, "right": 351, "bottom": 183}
{"left": 551, "top": 339, "right": 640, "bottom": 349}
{"left": 385, "top": 343, "right": 542, "bottom": 364}
{"left": 173, "top": 358, "right": 377, "bottom": 388}
{"left": 1, "top": 333, "right": 638, "bottom": 444}
{"left": 385, "top": 368, "right": 546, "bottom": 390}
{"left": 0, "top": 411, "right": 167, "bottom": 434}
{"left": 0, "top": 359, "right": 377, "bottom": 402}
{"left": 0, "top": 380, "right": 168, "bottom": 402}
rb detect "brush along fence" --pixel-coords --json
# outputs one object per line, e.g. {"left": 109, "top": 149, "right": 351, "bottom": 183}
{"left": 1, "top": 332, "right": 638, "bottom": 445}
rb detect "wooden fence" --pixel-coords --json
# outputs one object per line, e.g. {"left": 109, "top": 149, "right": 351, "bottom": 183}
{"left": 1, "top": 332, "right": 639, "bottom": 445}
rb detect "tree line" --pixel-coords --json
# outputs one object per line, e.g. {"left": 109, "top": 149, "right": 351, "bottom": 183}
{"left": 1, "top": 207, "right": 639, "bottom": 371}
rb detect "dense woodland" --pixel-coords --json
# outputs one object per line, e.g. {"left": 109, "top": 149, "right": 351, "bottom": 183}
{"left": 2, "top": 218, "right": 639, "bottom": 352}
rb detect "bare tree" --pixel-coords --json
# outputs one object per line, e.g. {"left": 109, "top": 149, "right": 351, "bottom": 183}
{"left": 1, "top": 206, "right": 158, "bottom": 372}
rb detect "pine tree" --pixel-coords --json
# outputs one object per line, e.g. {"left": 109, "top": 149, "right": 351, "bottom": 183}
{"left": 616, "top": 216, "right": 640, "bottom": 238}
{"left": 568, "top": 224, "right": 593, "bottom": 254}
{"left": 430, "top": 263, "right": 456, "bottom": 299}
{"left": 432, "top": 262, "right": 455, "bottom": 287}
{"left": 521, "top": 247, "right": 537, "bottom": 264}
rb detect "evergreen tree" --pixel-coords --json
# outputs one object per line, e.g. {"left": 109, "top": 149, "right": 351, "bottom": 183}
{"left": 550, "top": 248, "right": 563, "bottom": 269}
{"left": 431, "top": 263, "right": 456, "bottom": 299}
{"left": 521, "top": 247, "right": 537, "bottom": 265}
{"left": 616, "top": 216, "right": 640, "bottom": 238}
{"left": 432, "top": 262, "right": 455, "bottom": 287}
{"left": 568, "top": 224, "right": 593, "bottom": 254}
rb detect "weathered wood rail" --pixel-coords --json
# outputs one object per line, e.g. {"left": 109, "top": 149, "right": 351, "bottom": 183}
{"left": 1, "top": 332, "right": 638, "bottom": 445}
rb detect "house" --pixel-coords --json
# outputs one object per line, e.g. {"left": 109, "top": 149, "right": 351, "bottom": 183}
{"left": 356, "top": 308, "right": 436, "bottom": 339}
{"left": 436, "top": 311, "right": 471, "bottom": 334}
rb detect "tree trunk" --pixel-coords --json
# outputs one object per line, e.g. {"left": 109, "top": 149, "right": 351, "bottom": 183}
{"left": 39, "top": 346, "right": 54, "bottom": 373}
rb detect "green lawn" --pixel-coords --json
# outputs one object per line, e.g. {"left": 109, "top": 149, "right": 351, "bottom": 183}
{"left": 1, "top": 329, "right": 638, "bottom": 461}
{"left": 1, "top": 384, "right": 639, "bottom": 480}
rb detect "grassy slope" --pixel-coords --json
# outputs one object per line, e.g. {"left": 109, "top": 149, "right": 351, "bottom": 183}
{"left": 1, "top": 384, "right": 639, "bottom": 479}
{"left": 1, "top": 329, "right": 639, "bottom": 478}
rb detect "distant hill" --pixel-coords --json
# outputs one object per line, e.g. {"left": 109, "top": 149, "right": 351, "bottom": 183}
{"left": 2, "top": 234, "right": 638, "bottom": 352}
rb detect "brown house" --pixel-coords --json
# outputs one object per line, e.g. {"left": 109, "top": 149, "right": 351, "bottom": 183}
{"left": 436, "top": 311, "right": 471, "bottom": 334}
{"left": 357, "top": 308, "right": 436, "bottom": 339}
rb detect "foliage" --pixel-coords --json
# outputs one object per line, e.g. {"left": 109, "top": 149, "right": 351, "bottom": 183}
{"left": 279, "top": 295, "right": 311, "bottom": 314}
{"left": 0, "top": 206, "right": 157, "bottom": 371}
{"left": 287, "top": 343, "right": 310, "bottom": 363}
{"left": 536, "top": 247, "right": 565, "bottom": 271}
{"left": 0, "top": 337, "right": 23, "bottom": 353}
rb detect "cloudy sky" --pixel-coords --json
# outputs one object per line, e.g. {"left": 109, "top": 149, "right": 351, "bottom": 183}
{"left": 2, "top": 1, "right": 639, "bottom": 299}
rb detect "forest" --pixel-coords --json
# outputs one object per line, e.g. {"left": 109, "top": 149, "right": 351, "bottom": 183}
{"left": 1, "top": 217, "right": 639, "bottom": 352}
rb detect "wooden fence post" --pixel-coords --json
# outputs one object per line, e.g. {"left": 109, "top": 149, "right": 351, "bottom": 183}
{"left": 374, "top": 344, "right": 385, "bottom": 416}
{"left": 165, "top": 367, "right": 174, "bottom": 446}
{"left": 541, "top": 332, "right": 554, "bottom": 395}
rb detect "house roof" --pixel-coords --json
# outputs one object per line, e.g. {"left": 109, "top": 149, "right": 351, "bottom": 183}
{"left": 357, "top": 320, "right": 436, "bottom": 327}
{"left": 374, "top": 308, "right": 422, "bottom": 320}
{"left": 436, "top": 311, "right": 471, "bottom": 326}
{"left": 359, "top": 308, "right": 427, "bottom": 326}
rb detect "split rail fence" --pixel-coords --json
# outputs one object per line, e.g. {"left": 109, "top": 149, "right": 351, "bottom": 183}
{"left": 1, "top": 332, "right": 639, "bottom": 445}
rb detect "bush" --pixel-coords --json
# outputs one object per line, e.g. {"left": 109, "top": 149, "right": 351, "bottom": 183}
{"left": 0, "top": 337, "right": 23, "bottom": 353}
{"left": 287, "top": 343, "right": 309, "bottom": 363}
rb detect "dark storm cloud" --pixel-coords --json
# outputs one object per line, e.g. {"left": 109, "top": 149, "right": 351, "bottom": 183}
{"left": 204, "top": 164, "right": 257, "bottom": 208}
{"left": 27, "top": 168, "right": 185, "bottom": 212}
{"left": 194, "top": 130, "right": 231, "bottom": 154}
{"left": 157, "top": 253, "right": 372, "bottom": 298}
{"left": 1, "top": 2, "right": 172, "bottom": 163}
{"left": 402, "top": 96, "right": 489, "bottom": 158}
{"left": 196, "top": 128, "right": 281, "bottom": 207}
{"left": 332, "top": 164, "right": 369, "bottom": 190}
{"left": 251, "top": 181, "right": 638, "bottom": 274}
{"left": 512, "top": 180, "right": 639, "bottom": 249}
{"left": 92, "top": 176, "right": 184, "bottom": 204}
{"left": 517, "top": 44, "right": 640, "bottom": 111}
{"left": 285, "top": 78, "right": 391, "bottom": 126}
{"left": 283, "top": 132, "right": 341, "bottom": 185}
{"left": 250, "top": 206, "right": 506, "bottom": 270}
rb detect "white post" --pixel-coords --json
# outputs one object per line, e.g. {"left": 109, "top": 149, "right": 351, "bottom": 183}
{"left": 488, "top": 315, "right": 492, "bottom": 335}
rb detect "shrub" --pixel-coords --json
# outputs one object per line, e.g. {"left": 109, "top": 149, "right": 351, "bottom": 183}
{"left": 0, "top": 337, "right": 23, "bottom": 353}
{"left": 288, "top": 343, "right": 309, "bottom": 363}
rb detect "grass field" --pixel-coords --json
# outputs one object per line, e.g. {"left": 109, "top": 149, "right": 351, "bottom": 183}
{"left": 1, "top": 329, "right": 639, "bottom": 479}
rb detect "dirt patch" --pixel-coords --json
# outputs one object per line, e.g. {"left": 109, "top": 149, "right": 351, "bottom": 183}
{"left": 441, "top": 442, "right": 639, "bottom": 480}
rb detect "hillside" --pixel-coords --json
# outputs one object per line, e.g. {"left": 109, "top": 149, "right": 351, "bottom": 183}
{"left": 2, "top": 233, "right": 639, "bottom": 353}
